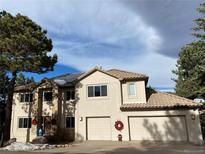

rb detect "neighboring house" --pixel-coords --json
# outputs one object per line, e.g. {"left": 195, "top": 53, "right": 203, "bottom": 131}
{"left": 10, "top": 67, "right": 203, "bottom": 144}
{"left": 194, "top": 98, "right": 205, "bottom": 103}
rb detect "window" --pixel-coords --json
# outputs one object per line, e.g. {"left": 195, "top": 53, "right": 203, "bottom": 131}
{"left": 18, "top": 117, "right": 31, "bottom": 128}
{"left": 20, "top": 93, "right": 33, "bottom": 102}
{"left": 20, "top": 94, "right": 24, "bottom": 102}
{"left": 87, "top": 85, "right": 107, "bottom": 97}
{"left": 65, "top": 117, "right": 75, "bottom": 128}
{"left": 95, "top": 86, "right": 101, "bottom": 96}
{"left": 88, "top": 86, "right": 94, "bottom": 97}
{"left": 44, "top": 91, "right": 52, "bottom": 101}
{"left": 66, "top": 90, "right": 75, "bottom": 100}
{"left": 128, "top": 83, "right": 136, "bottom": 96}
{"left": 101, "top": 85, "right": 107, "bottom": 96}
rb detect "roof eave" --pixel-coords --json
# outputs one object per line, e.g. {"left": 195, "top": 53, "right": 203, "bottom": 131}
{"left": 120, "top": 76, "right": 149, "bottom": 83}
{"left": 77, "top": 67, "right": 120, "bottom": 82}
{"left": 120, "top": 105, "right": 201, "bottom": 111}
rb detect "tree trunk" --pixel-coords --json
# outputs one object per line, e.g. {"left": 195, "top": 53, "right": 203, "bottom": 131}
{"left": 4, "top": 71, "right": 17, "bottom": 142}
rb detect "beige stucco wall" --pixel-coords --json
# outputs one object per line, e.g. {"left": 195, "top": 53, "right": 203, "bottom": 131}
{"left": 10, "top": 92, "right": 37, "bottom": 142}
{"left": 58, "top": 89, "right": 75, "bottom": 141}
{"left": 11, "top": 81, "right": 75, "bottom": 142}
{"left": 11, "top": 71, "right": 203, "bottom": 144}
{"left": 11, "top": 82, "right": 59, "bottom": 142}
{"left": 122, "top": 81, "right": 146, "bottom": 104}
{"left": 75, "top": 71, "right": 121, "bottom": 141}
{"left": 115, "top": 110, "right": 203, "bottom": 144}
{"left": 75, "top": 70, "right": 203, "bottom": 144}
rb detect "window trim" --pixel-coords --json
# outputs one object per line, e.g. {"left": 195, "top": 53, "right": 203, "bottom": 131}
{"left": 18, "top": 117, "right": 32, "bottom": 129}
{"left": 65, "top": 116, "right": 75, "bottom": 128}
{"left": 87, "top": 84, "right": 108, "bottom": 98}
{"left": 19, "top": 93, "right": 33, "bottom": 103}
{"left": 128, "top": 82, "right": 136, "bottom": 97}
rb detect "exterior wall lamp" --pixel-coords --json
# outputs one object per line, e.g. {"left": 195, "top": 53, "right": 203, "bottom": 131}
{"left": 80, "top": 117, "right": 83, "bottom": 121}
{"left": 191, "top": 114, "right": 196, "bottom": 120}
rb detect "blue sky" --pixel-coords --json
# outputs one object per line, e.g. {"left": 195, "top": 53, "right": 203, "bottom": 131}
{"left": 0, "top": 0, "right": 202, "bottom": 87}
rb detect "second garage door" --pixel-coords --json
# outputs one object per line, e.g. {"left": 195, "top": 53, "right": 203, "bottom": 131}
{"left": 87, "top": 117, "right": 111, "bottom": 140}
{"left": 129, "top": 116, "right": 188, "bottom": 141}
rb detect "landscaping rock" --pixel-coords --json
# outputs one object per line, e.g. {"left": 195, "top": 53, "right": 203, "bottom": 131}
{"left": 2, "top": 141, "right": 72, "bottom": 151}
{"left": 3, "top": 142, "right": 44, "bottom": 151}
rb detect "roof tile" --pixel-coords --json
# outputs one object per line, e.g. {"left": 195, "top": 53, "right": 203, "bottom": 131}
{"left": 107, "top": 69, "right": 148, "bottom": 80}
{"left": 120, "top": 91, "right": 202, "bottom": 111}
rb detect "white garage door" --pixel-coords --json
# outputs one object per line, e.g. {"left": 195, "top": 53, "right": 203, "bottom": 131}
{"left": 129, "top": 116, "right": 188, "bottom": 141}
{"left": 87, "top": 117, "right": 111, "bottom": 140}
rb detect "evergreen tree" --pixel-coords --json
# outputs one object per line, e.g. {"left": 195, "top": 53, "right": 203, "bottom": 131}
{"left": 16, "top": 73, "right": 35, "bottom": 86}
{"left": 193, "top": 2, "right": 205, "bottom": 39}
{"left": 16, "top": 73, "right": 26, "bottom": 86}
{"left": 173, "top": 2, "right": 205, "bottom": 99}
{"left": 0, "top": 69, "right": 9, "bottom": 104}
{"left": 28, "top": 76, "right": 35, "bottom": 84}
{"left": 0, "top": 11, "right": 57, "bottom": 141}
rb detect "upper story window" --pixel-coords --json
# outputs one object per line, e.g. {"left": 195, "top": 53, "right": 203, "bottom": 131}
{"left": 88, "top": 85, "right": 107, "bottom": 97}
{"left": 20, "top": 93, "right": 33, "bottom": 102}
{"left": 18, "top": 117, "right": 31, "bottom": 128}
{"left": 66, "top": 90, "right": 75, "bottom": 101}
{"left": 128, "top": 83, "right": 136, "bottom": 96}
{"left": 44, "top": 91, "right": 52, "bottom": 101}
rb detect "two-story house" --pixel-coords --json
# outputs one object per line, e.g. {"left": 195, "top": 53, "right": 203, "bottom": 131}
{"left": 10, "top": 67, "right": 203, "bottom": 144}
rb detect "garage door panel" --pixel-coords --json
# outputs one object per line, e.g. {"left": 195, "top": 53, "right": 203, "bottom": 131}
{"left": 129, "top": 116, "right": 188, "bottom": 141}
{"left": 87, "top": 117, "right": 111, "bottom": 140}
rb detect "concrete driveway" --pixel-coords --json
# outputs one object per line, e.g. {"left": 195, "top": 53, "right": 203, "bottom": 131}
{"left": 1, "top": 141, "right": 205, "bottom": 154}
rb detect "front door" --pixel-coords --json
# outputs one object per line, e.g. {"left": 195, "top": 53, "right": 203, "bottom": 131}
{"left": 43, "top": 116, "right": 52, "bottom": 135}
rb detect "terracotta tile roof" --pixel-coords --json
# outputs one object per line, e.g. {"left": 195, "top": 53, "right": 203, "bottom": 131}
{"left": 107, "top": 69, "right": 148, "bottom": 80}
{"left": 77, "top": 67, "right": 148, "bottom": 81}
{"left": 120, "top": 91, "right": 202, "bottom": 111}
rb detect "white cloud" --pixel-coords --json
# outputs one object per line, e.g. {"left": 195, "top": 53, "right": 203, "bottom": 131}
{"left": 55, "top": 50, "right": 176, "bottom": 87}
{"left": 0, "top": 0, "right": 176, "bottom": 87}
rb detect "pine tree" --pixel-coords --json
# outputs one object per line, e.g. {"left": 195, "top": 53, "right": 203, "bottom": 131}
{"left": 28, "top": 76, "right": 35, "bottom": 84}
{"left": 173, "top": 2, "right": 205, "bottom": 99}
{"left": 0, "top": 69, "right": 9, "bottom": 104}
{"left": 0, "top": 11, "right": 57, "bottom": 141}
{"left": 0, "top": 67, "right": 9, "bottom": 147}
{"left": 193, "top": 2, "right": 205, "bottom": 39}
{"left": 16, "top": 73, "right": 26, "bottom": 86}
{"left": 16, "top": 73, "right": 35, "bottom": 86}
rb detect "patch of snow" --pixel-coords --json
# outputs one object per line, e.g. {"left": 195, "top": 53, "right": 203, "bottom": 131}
{"left": 3, "top": 142, "right": 49, "bottom": 151}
